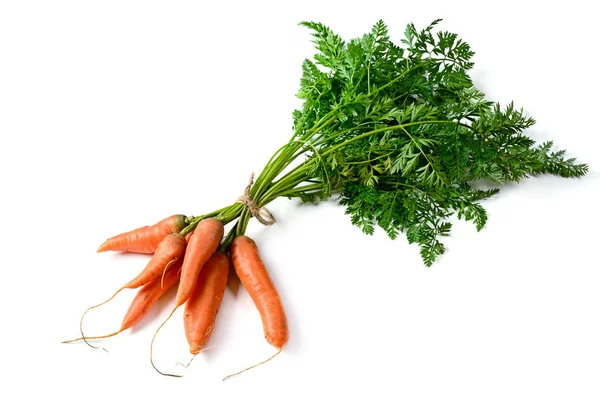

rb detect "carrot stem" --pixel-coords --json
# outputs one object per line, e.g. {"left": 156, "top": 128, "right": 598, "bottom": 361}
{"left": 179, "top": 204, "right": 243, "bottom": 237}
{"left": 220, "top": 222, "right": 239, "bottom": 253}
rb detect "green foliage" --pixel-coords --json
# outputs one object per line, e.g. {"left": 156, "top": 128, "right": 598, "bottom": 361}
{"left": 254, "top": 19, "right": 588, "bottom": 266}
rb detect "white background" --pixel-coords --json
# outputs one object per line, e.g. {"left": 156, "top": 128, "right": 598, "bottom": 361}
{"left": 2, "top": 1, "right": 599, "bottom": 399}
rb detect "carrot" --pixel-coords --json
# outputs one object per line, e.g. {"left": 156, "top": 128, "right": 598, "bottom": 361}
{"left": 80, "top": 233, "right": 187, "bottom": 349}
{"left": 150, "top": 218, "right": 224, "bottom": 377}
{"left": 121, "top": 262, "right": 181, "bottom": 330}
{"left": 184, "top": 251, "right": 229, "bottom": 355}
{"left": 175, "top": 218, "right": 224, "bottom": 308}
{"left": 223, "top": 235, "right": 288, "bottom": 380}
{"left": 124, "top": 233, "right": 186, "bottom": 289}
{"left": 229, "top": 236, "right": 288, "bottom": 348}
{"left": 97, "top": 214, "right": 187, "bottom": 254}
{"left": 63, "top": 261, "right": 181, "bottom": 344}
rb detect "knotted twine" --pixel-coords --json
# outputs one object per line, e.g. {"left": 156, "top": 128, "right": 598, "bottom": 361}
{"left": 236, "top": 172, "right": 276, "bottom": 225}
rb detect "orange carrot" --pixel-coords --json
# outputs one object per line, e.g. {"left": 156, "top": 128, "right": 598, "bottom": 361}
{"left": 63, "top": 262, "right": 181, "bottom": 344}
{"left": 80, "top": 233, "right": 187, "bottom": 349}
{"left": 121, "top": 262, "right": 181, "bottom": 330}
{"left": 222, "top": 236, "right": 288, "bottom": 380}
{"left": 229, "top": 236, "right": 288, "bottom": 349}
{"left": 150, "top": 218, "right": 224, "bottom": 377}
{"left": 184, "top": 252, "right": 229, "bottom": 355}
{"left": 124, "top": 233, "right": 187, "bottom": 289}
{"left": 97, "top": 214, "right": 187, "bottom": 254}
{"left": 175, "top": 218, "right": 224, "bottom": 308}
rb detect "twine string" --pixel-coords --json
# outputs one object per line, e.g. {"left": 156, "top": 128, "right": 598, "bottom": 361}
{"left": 236, "top": 172, "right": 276, "bottom": 226}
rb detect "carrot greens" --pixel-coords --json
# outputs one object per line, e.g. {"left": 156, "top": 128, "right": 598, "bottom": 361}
{"left": 194, "top": 19, "right": 588, "bottom": 265}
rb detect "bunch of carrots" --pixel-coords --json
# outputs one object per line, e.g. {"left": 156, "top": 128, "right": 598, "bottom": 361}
{"left": 65, "top": 19, "right": 590, "bottom": 380}
{"left": 64, "top": 214, "right": 288, "bottom": 379}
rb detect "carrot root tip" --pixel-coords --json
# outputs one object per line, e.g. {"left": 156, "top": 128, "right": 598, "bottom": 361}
{"left": 189, "top": 344, "right": 201, "bottom": 355}
{"left": 151, "top": 307, "right": 183, "bottom": 378}
{"left": 79, "top": 289, "right": 123, "bottom": 351}
{"left": 222, "top": 348, "right": 283, "bottom": 381}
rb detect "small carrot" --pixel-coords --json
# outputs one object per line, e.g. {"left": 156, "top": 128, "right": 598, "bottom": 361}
{"left": 80, "top": 233, "right": 187, "bottom": 349}
{"left": 121, "top": 262, "right": 181, "bottom": 330}
{"left": 184, "top": 251, "right": 229, "bottom": 355}
{"left": 175, "top": 218, "right": 225, "bottom": 308}
{"left": 150, "top": 218, "right": 224, "bottom": 377}
{"left": 124, "top": 233, "right": 187, "bottom": 289}
{"left": 229, "top": 236, "right": 288, "bottom": 348}
{"left": 223, "top": 235, "right": 288, "bottom": 380}
{"left": 63, "top": 261, "right": 181, "bottom": 344}
{"left": 97, "top": 214, "right": 187, "bottom": 254}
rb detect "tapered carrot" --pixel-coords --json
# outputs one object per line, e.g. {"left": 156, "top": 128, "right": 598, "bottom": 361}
{"left": 121, "top": 262, "right": 181, "bottom": 329}
{"left": 150, "top": 218, "right": 224, "bottom": 377}
{"left": 63, "top": 261, "right": 181, "bottom": 344}
{"left": 229, "top": 236, "right": 288, "bottom": 348}
{"left": 97, "top": 214, "right": 187, "bottom": 254}
{"left": 223, "top": 235, "right": 288, "bottom": 380}
{"left": 184, "top": 252, "right": 229, "bottom": 355}
{"left": 175, "top": 218, "right": 225, "bottom": 308}
{"left": 80, "top": 233, "right": 187, "bottom": 349}
{"left": 124, "top": 233, "right": 186, "bottom": 289}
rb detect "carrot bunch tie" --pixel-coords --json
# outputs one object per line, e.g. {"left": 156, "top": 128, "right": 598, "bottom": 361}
{"left": 235, "top": 172, "right": 276, "bottom": 226}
